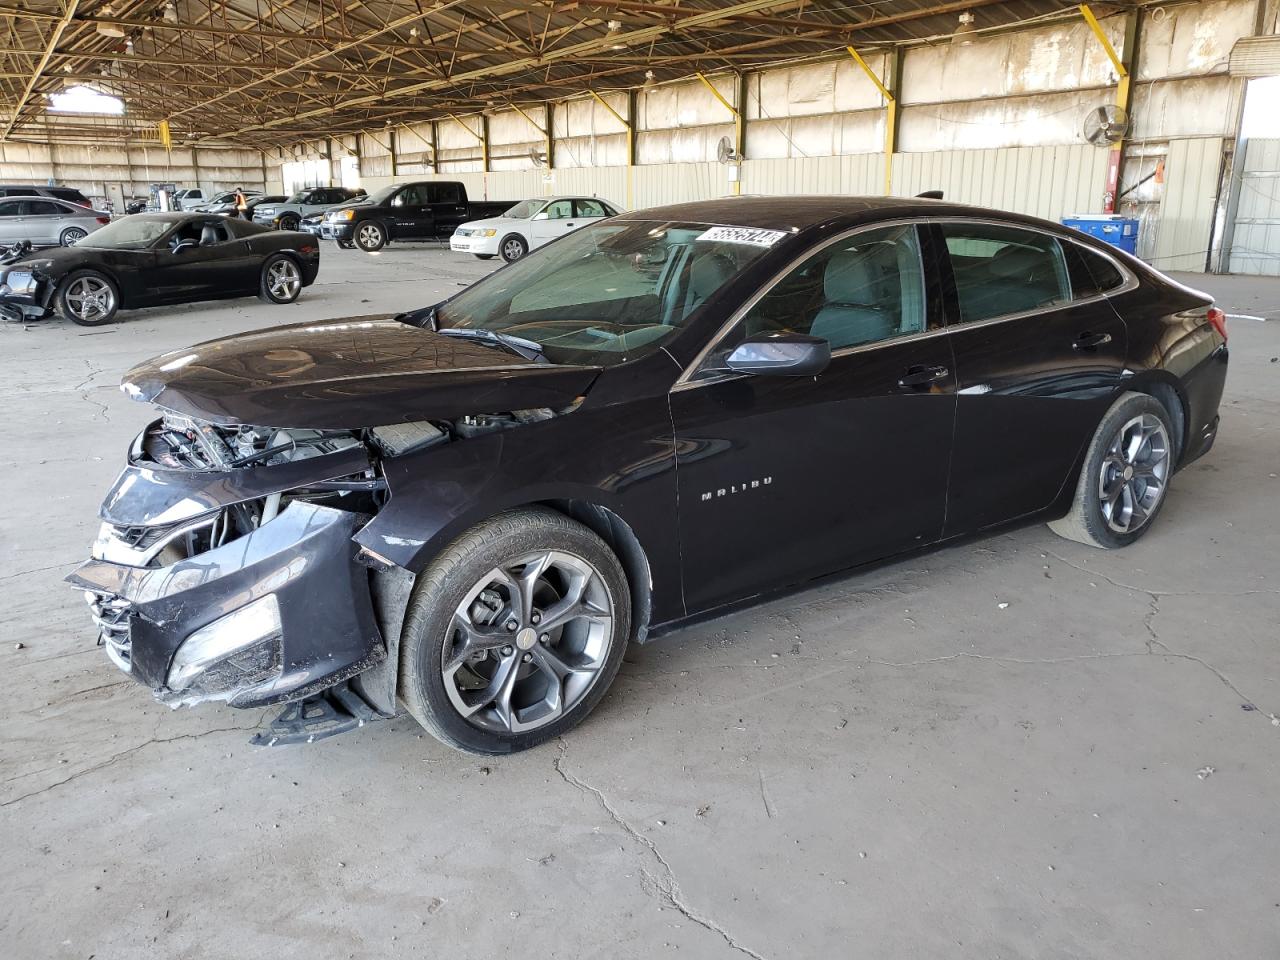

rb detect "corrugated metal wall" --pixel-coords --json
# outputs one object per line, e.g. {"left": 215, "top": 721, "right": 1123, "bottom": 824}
{"left": 892, "top": 144, "right": 1108, "bottom": 221}
{"left": 1148, "top": 137, "right": 1224, "bottom": 272}
{"left": 1228, "top": 138, "right": 1280, "bottom": 277}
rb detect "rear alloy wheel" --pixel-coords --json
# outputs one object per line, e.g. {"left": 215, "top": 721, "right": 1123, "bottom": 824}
{"left": 56, "top": 270, "right": 118, "bottom": 326}
{"left": 259, "top": 254, "right": 302, "bottom": 304}
{"left": 399, "top": 508, "right": 630, "bottom": 754}
{"left": 1049, "top": 392, "right": 1175, "bottom": 549}
{"left": 60, "top": 226, "right": 88, "bottom": 246}
{"left": 278, "top": 214, "right": 300, "bottom": 231}
{"left": 355, "top": 221, "right": 386, "bottom": 252}
{"left": 500, "top": 234, "right": 528, "bottom": 263}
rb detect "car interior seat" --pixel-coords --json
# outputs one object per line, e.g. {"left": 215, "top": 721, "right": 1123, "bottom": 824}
{"left": 675, "top": 251, "right": 737, "bottom": 323}
{"left": 809, "top": 244, "right": 899, "bottom": 349}
{"left": 200, "top": 223, "right": 221, "bottom": 246}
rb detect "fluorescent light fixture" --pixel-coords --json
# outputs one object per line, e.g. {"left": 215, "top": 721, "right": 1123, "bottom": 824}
{"left": 48, "top": 85, "right": 125, "bottom": 115}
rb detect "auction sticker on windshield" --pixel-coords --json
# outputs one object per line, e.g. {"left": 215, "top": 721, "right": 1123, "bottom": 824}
{"left": 697, "top": 226, "right": 788, "bottom": 247}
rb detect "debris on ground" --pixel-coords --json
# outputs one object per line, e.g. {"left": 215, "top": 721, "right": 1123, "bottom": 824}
{"left": 1197, "top": 766, "right": 1215, "bottom": 780}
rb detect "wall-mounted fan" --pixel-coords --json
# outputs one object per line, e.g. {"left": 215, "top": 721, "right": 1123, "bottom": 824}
{"left": 529, "top": 145, "right": 548, "bottom": 167}
{"left": 1082, "top": 104, "right": 1130, "bottom": 145}
{"left": 716, "top": 135, "right": 741, "bottom": 164}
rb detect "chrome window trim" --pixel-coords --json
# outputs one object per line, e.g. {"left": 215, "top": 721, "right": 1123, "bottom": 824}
{"left": 671, "top": 215, "right": 1141, "bottom": 394}
{"left": 673, "top": 217, "right": 929, "bottom": 390}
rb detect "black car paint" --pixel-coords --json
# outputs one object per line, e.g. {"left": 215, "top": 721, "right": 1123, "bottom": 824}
{"left": 72, "top": 196, "right": 1228, "bottom": 714}
{"left": 321, "top": 180, "right": 513, "bottom": 244}
{"left": 0, "top": 212, "right": 320, "bottom": 319}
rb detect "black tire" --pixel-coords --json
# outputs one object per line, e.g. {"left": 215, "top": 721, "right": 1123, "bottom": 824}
{"left": 354, "top": 220, "right": 386, "bottom": 252}
{"left": 278, "top": 214, "right": 300, "bottom": 231}
{"left": 499, "top": 233, "right": 528, "bottom": 263}
{"left": 336, "top": 239, "right": 354, "bottom": 249}
{"left": 1048, "top": 391, "right": 1176, "bottom": 549}
{"left": 474, "top": 253, "right": 495, "bottom": 260}
{"left": 56, "top": 269, "right": 119, "bottom": 326}
{"left": 258, "top": 253, "right": 303, "bottom": 304}
{"left": 60, "top": 226, "right": 88, "bottom": 246}
{"left": 399, "top": 508, "right": 631, "bottom": 755}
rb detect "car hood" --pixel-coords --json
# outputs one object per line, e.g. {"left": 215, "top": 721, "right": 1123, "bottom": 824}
{"left": 459, "top": 216, "right": 517, "bottom": 232}
{"left": 121, "top": 316, "right": 602, "bottom": 429}
{"left": 7, "top": 245, "right": 95, "bottom": 272}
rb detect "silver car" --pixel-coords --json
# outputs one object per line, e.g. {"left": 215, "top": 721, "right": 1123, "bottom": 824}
{"left": 0, "top": 197, "right": 107, "bottom": 246}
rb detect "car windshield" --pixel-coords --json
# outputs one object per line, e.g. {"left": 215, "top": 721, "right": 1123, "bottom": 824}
{"left": 364, "top": 185, "right": 398, "bottom": 205}
{"left": 502, "top": 199, "right": 542, "bottom": 219}
{"left": 436, "top": 219, "right": 781, "bottom": 366}
{"left": 286, "top": 192, "right": 306, "bottom": 202}
{"left": 77, "top": 218, "right": 175, "bottom": 249}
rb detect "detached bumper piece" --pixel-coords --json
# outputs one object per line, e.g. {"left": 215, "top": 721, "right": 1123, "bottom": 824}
{"left": 250, "top": 681, "right": 386, "bottom": 747}
{"left": 67, "top": 502, "right": 385, "bottom": 710}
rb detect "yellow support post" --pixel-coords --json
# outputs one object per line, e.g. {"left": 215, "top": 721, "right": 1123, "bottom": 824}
{"left": 695, "top": 72, "right": 743, "bottom": 195}
{"left": 847, "top": 46, "right": 896, "bottom": 195}
{"left": 589, "top": 90, "right": 633, "bottom": 209}
{"left": 1079, "top": 3, "right": 1136, "bottom": 212}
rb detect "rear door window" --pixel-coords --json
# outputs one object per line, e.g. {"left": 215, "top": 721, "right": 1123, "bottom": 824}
{"left": 575, "top": 199, "right": 609, "bottom": 218}
{"left": 940, "top": 223, "right": 1070, "bottom": 323}
{"left": 24, "top": 199, "right": 63, "bottom": 216}
{"left": 46, "top": 187, "right": 90, "bottom": 206}
{"left": 428, "top": 182, "right": 462, "bottom": 205}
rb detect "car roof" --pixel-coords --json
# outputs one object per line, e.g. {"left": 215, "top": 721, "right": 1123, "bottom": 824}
{"left": 611, "top": 194, "right": 1075, "bottom": 234}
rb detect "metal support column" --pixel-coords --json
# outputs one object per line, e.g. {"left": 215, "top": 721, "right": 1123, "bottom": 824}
{"left": 695, "top": 71, "right": 742, "bottom": 195}
{"left": 848, "top": 46, "right": 898, "bottom": 195}
{"left": 589, "top": 90, "right": 634, "bottom": 208}
{"left": 1081, "top": 3, "right": 1137, "bottom": 212}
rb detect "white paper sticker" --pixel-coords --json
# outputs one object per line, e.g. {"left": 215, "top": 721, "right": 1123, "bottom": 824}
{"left": 697, "top": 226, "right": 788, "bottom": 247}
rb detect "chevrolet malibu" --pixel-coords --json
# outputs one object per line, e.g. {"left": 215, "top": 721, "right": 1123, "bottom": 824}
{"left": 68, "top": 196, "right": 1228, "bottom": 755}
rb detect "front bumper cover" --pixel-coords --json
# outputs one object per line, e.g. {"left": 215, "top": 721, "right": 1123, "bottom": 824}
{"left": 67, "top": 501, "right": 384, "bottom": 709}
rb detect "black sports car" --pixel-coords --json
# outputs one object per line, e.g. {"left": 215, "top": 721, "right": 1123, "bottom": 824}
{"left": 67, "top": 196, "right": 1228, "bottom": 755}
{"left": 0, "top": 212, "right": 320, "bottom": 326}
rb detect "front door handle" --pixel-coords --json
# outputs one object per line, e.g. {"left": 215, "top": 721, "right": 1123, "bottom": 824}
{"left": 1073, "top": 331, "right": 1113, "bottom": 350}
{"left": 898, "top": 364, "right": 949, "bottom": 388}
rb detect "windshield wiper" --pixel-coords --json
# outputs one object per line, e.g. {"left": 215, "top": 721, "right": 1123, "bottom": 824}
{"left": 437, "top": 327, "right": 547, "bottom": 363}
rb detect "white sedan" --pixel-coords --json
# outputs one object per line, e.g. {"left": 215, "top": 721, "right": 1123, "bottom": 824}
{"left": 450, "top": 196, "right": 622, "bottom": 262}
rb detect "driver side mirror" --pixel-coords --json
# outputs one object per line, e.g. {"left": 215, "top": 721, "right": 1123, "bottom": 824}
{"left": 725, "top": 333, "right": 831, "bottom": 377}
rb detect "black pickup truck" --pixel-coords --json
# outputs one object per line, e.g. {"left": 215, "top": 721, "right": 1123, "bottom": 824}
{"left": 320, "top": 180, "right": 513, "bottom": 252}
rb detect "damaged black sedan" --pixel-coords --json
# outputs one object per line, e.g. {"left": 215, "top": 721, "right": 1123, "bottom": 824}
{"left": 0, "top": 212, "right": 319, "bottom": 326}
{"left": 69, "top": 197, "right": 1229, "bottom": 755}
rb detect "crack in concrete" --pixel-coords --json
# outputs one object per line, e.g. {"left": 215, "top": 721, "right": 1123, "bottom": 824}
{"left": 73, "top": 360, "right": 104, "bottom": 391}
{"left": 553, "top": 740, "right": 771, "bottom": 960}
{"left": 0, "top": 721, "right": 264, "bottom": 807}
{"left": 1044, "top": 550, "right": 1279, "bottom": 597}
{"left": 0, "top": 560, "right": 76, "bottom": 583}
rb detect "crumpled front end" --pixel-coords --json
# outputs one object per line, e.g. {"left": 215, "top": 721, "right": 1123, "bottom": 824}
{"left": 67, "top": 414, "right": 391, "bottom": 709}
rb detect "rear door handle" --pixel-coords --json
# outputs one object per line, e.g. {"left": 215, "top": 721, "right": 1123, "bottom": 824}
{"left": 1073, "top": 331, "right": 1113, "bottom": 350}
{"left": 898, "top": 364, "right": 950, "bottom": 388}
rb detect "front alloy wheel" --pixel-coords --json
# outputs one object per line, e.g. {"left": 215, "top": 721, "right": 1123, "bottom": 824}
{"left": 443, "top": 551, "right": 614, "bottom": 735}
{"left": 356, "top": 222, "right": 386, "bottom": 252}
{"left": 399, "top": 508, "right": 631, "bottom": 754}
{"left": 57, "top": 271, "right": 118, "bottom": 326}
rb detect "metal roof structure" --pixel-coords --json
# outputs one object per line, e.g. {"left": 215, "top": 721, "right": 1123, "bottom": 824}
{"left": 0, "top": 0, "right": 1095, "bottom": 148}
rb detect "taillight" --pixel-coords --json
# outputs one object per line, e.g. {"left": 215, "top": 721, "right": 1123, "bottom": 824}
{"left": 1207, "top": 306, "right": 1227, "bottom": 341}
{"left": 96, "top": 216, "right": 109, "bottom": 224}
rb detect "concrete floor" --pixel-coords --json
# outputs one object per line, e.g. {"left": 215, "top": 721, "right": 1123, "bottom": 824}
{"left": 2, "top": 250, "right": 1277, "bottom": 960}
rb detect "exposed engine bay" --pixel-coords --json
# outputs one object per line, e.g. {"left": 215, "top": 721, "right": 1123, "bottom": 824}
{"left": 70, "top": 401, "right": 573, "bottom": 737}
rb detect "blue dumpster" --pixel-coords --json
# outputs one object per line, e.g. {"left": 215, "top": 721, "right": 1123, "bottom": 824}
{"left": 1061, "top": 214, "right": 1139, "bottom": 254}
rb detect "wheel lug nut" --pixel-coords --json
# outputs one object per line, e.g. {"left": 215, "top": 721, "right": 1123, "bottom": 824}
{"left": 505, "top": 621, "right": 517, "bottom": 631}
{"left": 522, "top": 653, "right": 532, "bottom": 663}
{"left": 501, "top": 645, "right": 513, "bottom": 656}
{"left": 531, "top": 613, "right": 541, "bottom": 624}
{"left": 539, "top": 634, "right": 549, "bottom": 643}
